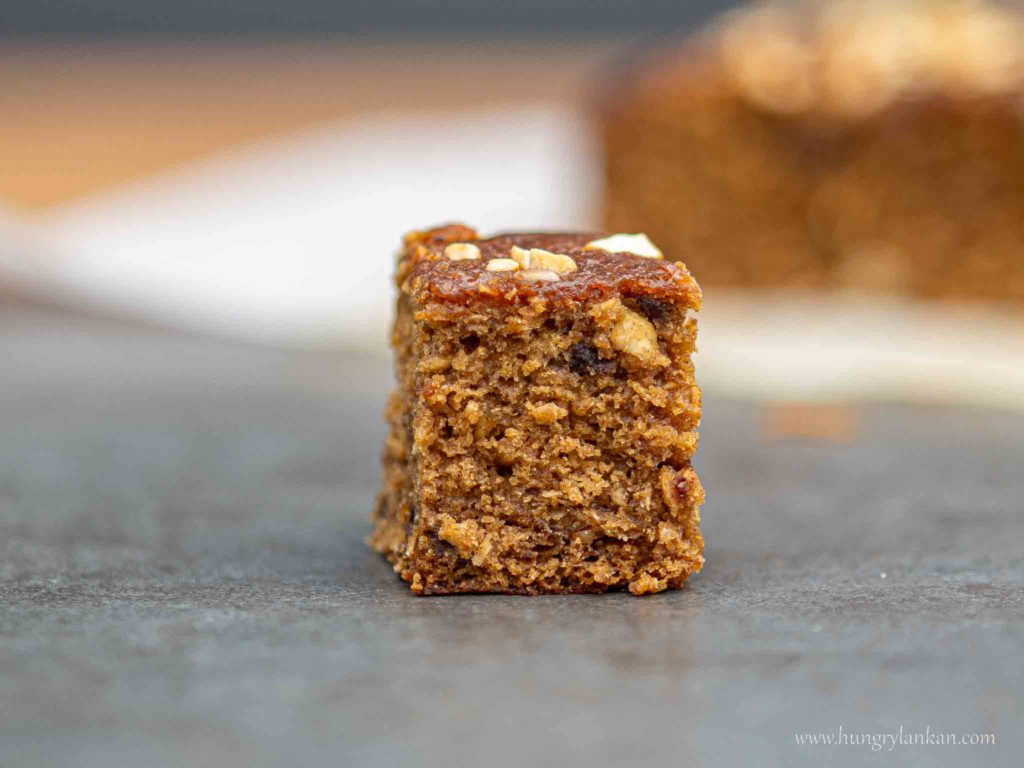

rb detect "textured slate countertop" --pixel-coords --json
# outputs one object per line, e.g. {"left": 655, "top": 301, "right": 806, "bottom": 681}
{"left": 1, "top": 306, "right": 1021, "bottom": 767}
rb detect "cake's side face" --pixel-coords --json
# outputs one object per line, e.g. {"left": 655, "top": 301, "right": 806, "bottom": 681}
{"left": 602, "top": 0, "right": 1024, "bottom": 300}
{"left": 371, "top": 224, "right": 704, "bottom": 595}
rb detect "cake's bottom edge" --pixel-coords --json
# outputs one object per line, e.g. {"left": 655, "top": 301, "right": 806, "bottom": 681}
{"left": 369, "top": 459, "right": 706, "bottom": 597}
{"left": 368, "top": 536, "right": 704, "bottom": 597}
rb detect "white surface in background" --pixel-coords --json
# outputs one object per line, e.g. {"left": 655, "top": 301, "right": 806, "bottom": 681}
{"left": 700, "top": 291, "right": 1024, "bottom": 412}
{"left": 1, "top": 105, "right": 1023, "bottom": 411}
{"left": 25, "top": 105, "right": 600, "bottom": 347}
{"left": 0, "top": 204, "right": 36, "bottom": 285}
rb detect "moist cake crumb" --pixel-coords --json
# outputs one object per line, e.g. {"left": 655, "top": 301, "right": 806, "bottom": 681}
{"left": 370, "top": 224, "right": 705, "bottom": 595}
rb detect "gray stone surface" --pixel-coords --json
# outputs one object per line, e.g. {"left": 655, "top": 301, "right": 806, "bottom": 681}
{"left": 0, "top": 306, "right": 1021, "bottom": 767}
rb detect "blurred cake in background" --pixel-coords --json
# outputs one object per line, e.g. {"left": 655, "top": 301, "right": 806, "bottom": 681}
{"left": 601, "top": 0, "right": 1024, "bottom": 301}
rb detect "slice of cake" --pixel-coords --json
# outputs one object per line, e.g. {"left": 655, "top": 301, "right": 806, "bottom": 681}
{"left": 601, "top": 0, "right": 1024, "bottom": 300}
{"left": 371, "top": 224, "right": 704, "bottom": 595}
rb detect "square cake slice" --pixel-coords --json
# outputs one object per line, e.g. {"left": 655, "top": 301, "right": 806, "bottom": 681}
{"left": 371, "top": 224, "right": 704, "bottom": 595}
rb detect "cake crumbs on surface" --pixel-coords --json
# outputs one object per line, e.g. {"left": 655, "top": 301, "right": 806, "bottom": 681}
{"left": 761, "top": 402, "right": 861, "bottom": 443}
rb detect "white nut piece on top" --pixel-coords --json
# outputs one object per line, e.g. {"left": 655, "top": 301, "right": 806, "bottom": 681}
{"left": 485, "top": 257, "right": 521, "bottom": 272}
{"left": 509, "top": 246, "right": 578, "bottom": 273}
{"left": 518, "top": 269, "right": 562, "bottom": 282}
{"left": 584, "top": 233, "right": 663, "bottom": 259}
{"left": 444, "top": 243, "right": 482, "bottom": 261}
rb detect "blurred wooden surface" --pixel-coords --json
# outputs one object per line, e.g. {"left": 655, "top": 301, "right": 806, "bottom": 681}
{"left": 0, "top": 39, "right": 621, "bottom": 209}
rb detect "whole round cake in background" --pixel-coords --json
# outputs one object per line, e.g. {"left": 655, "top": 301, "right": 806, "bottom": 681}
{"left": 601, "top": 0, "right": 1024, "bottom": 301}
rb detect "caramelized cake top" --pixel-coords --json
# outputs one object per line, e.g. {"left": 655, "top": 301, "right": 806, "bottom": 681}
{"left": 397, "top": 224, "right": 702, "bottom": 311}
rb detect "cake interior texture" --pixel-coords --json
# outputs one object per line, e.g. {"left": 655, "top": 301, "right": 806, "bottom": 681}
{"left": 602, "top": 0, "right": 1024, "bottom": 300}
{"left": 372, "top": 226, "right": 704, "bottom": 595}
